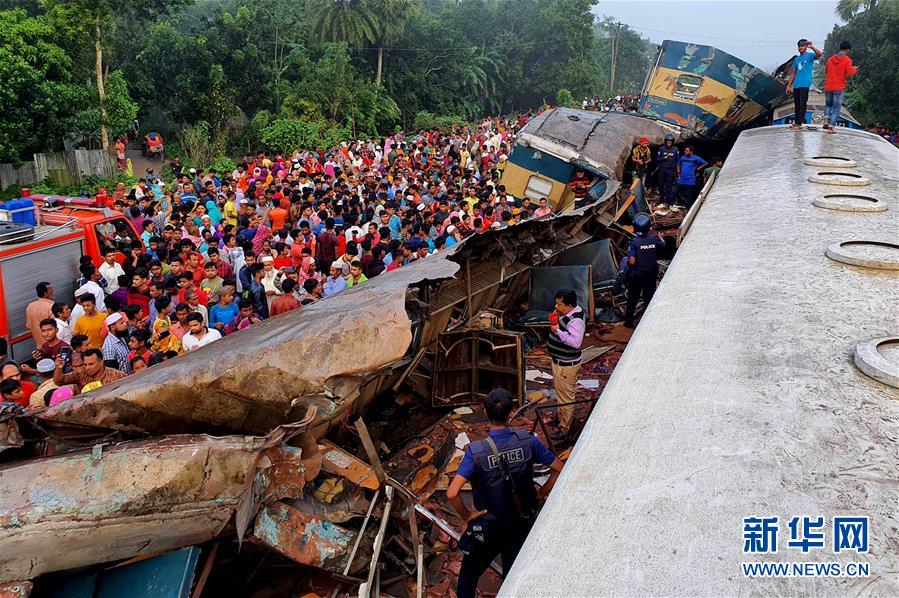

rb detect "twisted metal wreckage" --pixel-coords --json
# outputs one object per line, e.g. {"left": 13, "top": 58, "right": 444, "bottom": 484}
{"left": 0, "top": 110, "right": 680, "bottom": 593}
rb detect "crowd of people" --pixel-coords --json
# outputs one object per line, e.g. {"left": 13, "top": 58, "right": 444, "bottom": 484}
{"left": 2, "top": 115, "right": 576, "bottom": 412}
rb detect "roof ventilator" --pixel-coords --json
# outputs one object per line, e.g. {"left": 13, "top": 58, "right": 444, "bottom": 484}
{"left": 825, "top": 240, "right": 899, "bottom": 270}
{"left": 808, "top": 171, "right": 870, "bottom": 186}
{"left": 854, "top": 337, "right": 899, "bottom": 388}
{"left": 812, "top": 194, "right": 888, "bottom": 212}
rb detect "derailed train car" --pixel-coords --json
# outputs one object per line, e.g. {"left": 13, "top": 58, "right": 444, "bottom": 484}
{"left": 500, "top": 109, "right": 677, "bottom": 212}
{"left": 640, "top": 40, "right": 788, "bottom": 139}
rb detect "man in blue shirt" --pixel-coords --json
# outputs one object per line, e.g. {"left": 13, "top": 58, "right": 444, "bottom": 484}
{"left": 447, "top": 388, "right": 564, "bottom": 598}
{"left": 787, "top": 39, "right": 822, "bottom": 131}
{"left": 674, "top": 145, "right": 707, "bottom": 210}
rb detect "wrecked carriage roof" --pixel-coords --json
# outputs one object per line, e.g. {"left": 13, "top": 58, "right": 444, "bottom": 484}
{"left": 37, "top": 205, "right": 605, "bottom": 437}
{"left": 38, "top": 255, "right": 461, "bottom": 436}
{"left": 514, "top": 108, "right": 678, "bottom": 179}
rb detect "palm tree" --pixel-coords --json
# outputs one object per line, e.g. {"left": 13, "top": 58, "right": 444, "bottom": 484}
{"left": 836, "top": 0, "right": 878, "bottom": 21}
{"left": 307, "top": 0, "right": 377, "bottom": 46}
{"left": 364, "top": 0, "right": 420, "bottom": 86}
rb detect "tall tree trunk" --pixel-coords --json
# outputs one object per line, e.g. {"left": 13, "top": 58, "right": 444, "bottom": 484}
{"left": 95, "top": 19, "right": 110, "bottom": 153}
{"left": 375, "top": 45, "right": 384, "bottom": 86}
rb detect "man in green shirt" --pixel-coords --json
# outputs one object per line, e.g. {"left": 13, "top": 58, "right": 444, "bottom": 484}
{"left": 703, "top": 157, "right": 723, "bottom": 184}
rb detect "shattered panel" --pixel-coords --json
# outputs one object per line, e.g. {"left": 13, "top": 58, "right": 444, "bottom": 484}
{"left": 252, "top": 502, "right": 357, "bottom": 572}
{"left": 0, "top": 433, "right": 300, "bottom": 582}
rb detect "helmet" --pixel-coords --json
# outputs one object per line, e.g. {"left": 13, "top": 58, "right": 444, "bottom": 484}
{"left": 664, "top": 134, "right": 675, "bottom": 142}
{"left": 634, "top": 214, "right": 652, "bottom": 235}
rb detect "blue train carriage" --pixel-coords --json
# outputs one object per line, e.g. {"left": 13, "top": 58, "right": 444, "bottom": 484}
{"left": 501, "top": 108, "right": 674, "bottom": 213}
{"left": 640, "top": 40, "right": 788, "bottom": 139}
{"left": 771, "top": 88, "right": 863, "bottom": 129}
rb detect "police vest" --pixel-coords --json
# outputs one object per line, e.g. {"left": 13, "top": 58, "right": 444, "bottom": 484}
{"left": 468, "top": 429, "right": 538, "bottom": 527}
{"left": 630, "top": 234, "right": 662, "bottom": 274}
{"left": 547, "top": 308, "right": 583, "bottom": 362}
{"left": 658, "top": 146, "right": 679, "bottom": 170}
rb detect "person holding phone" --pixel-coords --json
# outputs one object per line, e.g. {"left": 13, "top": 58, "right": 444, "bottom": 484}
{"left": 547, "top": 289, "right": 586, "bottom": 442}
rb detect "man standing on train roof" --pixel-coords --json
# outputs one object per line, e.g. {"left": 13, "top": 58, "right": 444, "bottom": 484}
{"left": 447, "top": 388, "right": 564, "bottom": 598}
{"left": 823, "top": 41, "right": 858, "bottom": 134}
{"left": 655, "top": 134, "right": 679, "bottom": 210}
{"left": 786, "top": 38, "right": 822, "bottom": 131}
{"left": 624, "top": 214, "right": 665, "bottom": 329}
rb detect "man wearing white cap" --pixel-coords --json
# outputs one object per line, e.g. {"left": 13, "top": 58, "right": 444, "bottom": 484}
{"left": 260, "top": 255, "right": 281, "bottom": 309}
{"left": 101, "top": 312, "right": 131, "bottom": 373}
{"left": 32, "top": 359, "right": 59, "bottom": 409}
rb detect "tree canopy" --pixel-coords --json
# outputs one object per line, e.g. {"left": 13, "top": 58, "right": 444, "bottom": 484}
{"left": 824, "top": 0, "right": 898, "bottom": 126}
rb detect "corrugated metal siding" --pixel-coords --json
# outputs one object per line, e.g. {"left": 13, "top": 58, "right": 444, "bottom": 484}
{"left": 2, "top": 239, "right": 82, "bottom": 342}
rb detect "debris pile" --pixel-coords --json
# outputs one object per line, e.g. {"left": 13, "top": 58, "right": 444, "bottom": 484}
{"left": 0, "top": 110, "right": 689, "bottom": 597}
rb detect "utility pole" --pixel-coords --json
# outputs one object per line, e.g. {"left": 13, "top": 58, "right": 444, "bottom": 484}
{"left": 609, "top": 21, "right": 622, "bottom": 94}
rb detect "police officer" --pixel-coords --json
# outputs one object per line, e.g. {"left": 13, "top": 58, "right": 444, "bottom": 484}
{"left": 624, "top": 214, "right": 665, "bottom": 328}
{"left": 656, "top": 134, "right": 679, "bottom": 209}
{"left": 447, "top": 388, "right": 564, "bottom": 598}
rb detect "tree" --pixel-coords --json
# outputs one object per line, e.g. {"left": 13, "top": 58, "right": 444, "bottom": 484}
{"left": 306, "top": 0, "right": 377, "bottom": 47}
{"left": 836, "top": 0, "right": 878, "bottom": 21}
{"left": 364, "top": 0, "right": 420, "bottom": 86}
{"left": 0, "top": 8, "right": 86, "bottom": 163}
{"left": 41, "top": 0, "right": 188, "bottom": 152}
{"left": 823, "top": 0, "right": 898, "bottom": 126}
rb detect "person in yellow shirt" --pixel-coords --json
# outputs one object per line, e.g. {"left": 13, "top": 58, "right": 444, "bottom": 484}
{"left": 223, "top": 191, "right": 239, "bottom": 227}
{"left": 72, "top": 294, "right": 107, "bottom": 349}
{"left": 150, "top": 295, "right": 182, "bottom": 355}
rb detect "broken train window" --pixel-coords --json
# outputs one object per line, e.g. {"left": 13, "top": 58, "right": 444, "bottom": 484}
{"left": 674, "top": 74, "right": 703, "bottom": 100}
{"left": 524, "top": 175, "right": 553, "bottom": 201}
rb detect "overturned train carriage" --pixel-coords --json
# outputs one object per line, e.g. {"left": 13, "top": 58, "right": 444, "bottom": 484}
{"left": 640, "top": 40, "right": 788, "bottom": 139}
{"left": 501, "top": 109, "right": 676, "bottom": 211}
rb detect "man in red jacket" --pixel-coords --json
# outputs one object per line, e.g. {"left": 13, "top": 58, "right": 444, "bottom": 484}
{"left": 823, "top": 41, "right": 859, "bottom": 133}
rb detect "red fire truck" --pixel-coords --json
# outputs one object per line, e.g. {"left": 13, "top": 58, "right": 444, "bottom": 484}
{"left": 0, "top": 192, "right": 142, "bottom": 360}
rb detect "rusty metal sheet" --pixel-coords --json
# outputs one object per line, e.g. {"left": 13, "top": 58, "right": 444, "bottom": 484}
{"left": 0, "top": 418, "right": 23, "bottom": 453}
{"left": 0, "top": 425, "right": 310, "bottom": 582}
{"left": 0, "top": 581, "right": 31, "bottom": 598}
{"left": 37, "top": 255, "right": 460, "bottom": 437}
{"left": 319, "top": 440, "right": 379, "bottom": 490}
{"left": 253, "top": 502, "right": 357, "bottom": 572}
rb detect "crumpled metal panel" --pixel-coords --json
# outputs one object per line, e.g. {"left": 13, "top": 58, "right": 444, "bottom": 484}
{"left": 0, "top": 419, "right": 23, "bottom": 453}
{"left": 0, "top": 581, "right": 31, "bottom": 598}
{"left": 0, "top": 428, "right": 308, "bottom": 582}
{"left": 36, "top": 272, "right": 440, "bottom": 437}
{"left": 253, "top": 502, "right": 357, "bottom": 572}
{"left": 519, "top": 109, "right": 677, "bottom": 180}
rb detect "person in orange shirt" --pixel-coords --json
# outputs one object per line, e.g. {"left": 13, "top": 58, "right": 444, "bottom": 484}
{"left": 269, "top": 202, "right": 288, "bottom": 231}
{"left": 72, "top": 294, "right": 108, "bottom": 349}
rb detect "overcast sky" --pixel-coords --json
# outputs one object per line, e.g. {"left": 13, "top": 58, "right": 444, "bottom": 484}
{"left": 595, "top": 0, "right": 843, "bottom": 71}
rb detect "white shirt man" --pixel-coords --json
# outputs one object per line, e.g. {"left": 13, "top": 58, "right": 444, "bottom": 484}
{"left": 181, "top": 313, "right": 222, "bottom": 352}
{"left": 99, "top": 254, "right": 126, "bottom": 291}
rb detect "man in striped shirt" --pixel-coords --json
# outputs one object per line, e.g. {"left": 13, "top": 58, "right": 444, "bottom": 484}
{"left": 547, "top": 289, "right": 586, "bottom": 442}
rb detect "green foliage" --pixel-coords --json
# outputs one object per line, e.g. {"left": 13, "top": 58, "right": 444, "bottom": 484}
{"left": 261, "top": 119, "right": 322, "bottom": 154}
{"left": 556, "top": 89, "right": 577, "bottom": 108}
{"left": 211, "top": 155, "right": 237, "bottom": 176}
{"left": 824, "top": 0, "right": 898, "bottom": 126}
{"left": 592, "top": 18, "right": 655, "bottom": 96}
{"left": 0, "top": 172, "right": 137, "bottom": 201}
{"left": 177, "top": 121, "right": 216, "bottom": 170}
{"left": 0, "top": 8, "right": 87, "bottom": 163}
{"left": 3, "top": 0, "right": 660, "bottom": 154}
{"left": 413, "top": 111, "right": 464, "bottom": 131}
